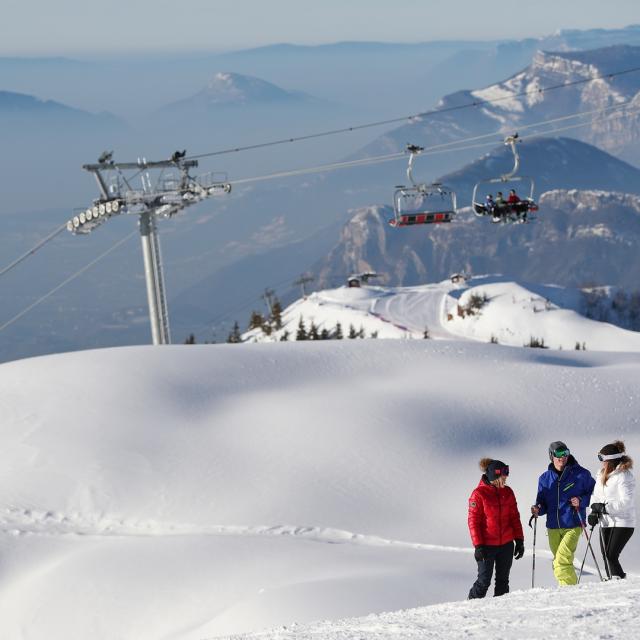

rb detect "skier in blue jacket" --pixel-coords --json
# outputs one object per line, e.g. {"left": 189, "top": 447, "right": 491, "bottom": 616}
{"left": 531, "top": 441, "right": 595, "bottom": 585}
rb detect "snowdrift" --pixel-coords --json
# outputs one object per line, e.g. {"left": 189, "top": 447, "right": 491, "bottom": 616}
{"left": 1, "top": 339, "right": 640, "bottom": 638}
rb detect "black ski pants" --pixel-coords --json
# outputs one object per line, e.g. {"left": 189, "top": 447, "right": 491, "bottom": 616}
{"left": 468, "top": 541, "right": 514, "bottom": 599}
{"left": 599, "top": 527, "right": 634, "bottom": 579}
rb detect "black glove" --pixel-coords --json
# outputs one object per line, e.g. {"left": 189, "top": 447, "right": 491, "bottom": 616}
{"left": 474, "top": 545, "right": 487, "bottom": 561}
{"left": 588, "top": 512, "right": 599, "bottom": 527}
{"left": 514, "top": 539, "right": 525, "bottom": 560}
{"left": 590, "top": 503, "right": 607, "bottom": 515}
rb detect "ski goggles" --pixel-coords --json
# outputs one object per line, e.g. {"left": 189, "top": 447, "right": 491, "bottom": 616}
{"left": 598, "top": 452, "right": 624, "bottom": 462}
{"left": 493, "top": 465, "right": 509, "bottom": 477}
{"left": 551, "top": 448, "right": 570, "bottom": 458}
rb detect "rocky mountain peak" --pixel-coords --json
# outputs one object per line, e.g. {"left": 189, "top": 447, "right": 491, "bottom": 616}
{"left": 362, "top": 46, "right": 640, "bottom": 170}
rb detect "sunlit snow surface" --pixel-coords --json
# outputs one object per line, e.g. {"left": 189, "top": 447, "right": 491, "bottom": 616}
{"left": 236, "top": 578, "right": 640, "bottom": 640}
{"left": 1, "top": 280, "right": 640, "bottom": 639}
{"left": 245, "top": 277, "right": 640, "bottom": 351}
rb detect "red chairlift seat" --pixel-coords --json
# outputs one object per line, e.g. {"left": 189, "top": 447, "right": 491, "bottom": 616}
{"left": 389, "top": 145, "right": 458, "bottom": 228}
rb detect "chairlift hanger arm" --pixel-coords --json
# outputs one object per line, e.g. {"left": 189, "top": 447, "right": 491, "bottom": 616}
{"left": 501, "top": 134, "right": 520, "bottom": 181}
{"left": 405, "top": 143, "right": 425, "bottom": 188}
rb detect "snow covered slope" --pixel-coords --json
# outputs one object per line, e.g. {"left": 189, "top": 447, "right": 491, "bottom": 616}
{"left": 362, "top": 45, "right": 640, "bottom": 168}
{"left": 245, "top": 276, "right": 640, "bottom": 351}
{"left": 237, "top": 577, "right": 640, "bottom": 639}
{"left": 1, "top": 339, "right": 640, "bottom": 639}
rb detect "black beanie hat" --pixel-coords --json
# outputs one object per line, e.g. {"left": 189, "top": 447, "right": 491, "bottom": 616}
{"left": 486, "top": 459, "right": 509, "bottom": 481}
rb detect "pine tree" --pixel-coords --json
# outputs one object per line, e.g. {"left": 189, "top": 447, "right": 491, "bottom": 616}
{"left": 248, "top": 310, "right": 264, "bottom": 330}
{"left": 227, "top": 321, "right": 242, "bottom": 344}
{"left": 184, "top": 333, "right": 196, "bottom": 345}
{"left": 271, "top": 297, "right": 284, "bottom": 330}
{"left": 296, "top": 317, "right": 308, "bottom": 341}
{"left": 279, "top": 331, "right": 290, "bottom": 342}
{"left": 309, "top": 321, "right": 320, "bottom": 341}
{"left": 320, "top": 328, "right": 330, "bottom": 340}
{"left": 348, "top": 324, "right": 358, "bottom": 339}
{"left": 333, "top": 322, "right": 343, "bottom": 340}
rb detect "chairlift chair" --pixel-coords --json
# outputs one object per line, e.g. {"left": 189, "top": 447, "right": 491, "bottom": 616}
{"left": 390, "top": 144, "right": 457, "bottom": 227}
{"left": 471, "top": 134, "right": 539, "bottom": 224}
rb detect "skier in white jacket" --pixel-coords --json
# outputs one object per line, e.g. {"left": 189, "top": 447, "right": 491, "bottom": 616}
{"left": 588, "top": 440, "right": 636, "bottom": 579}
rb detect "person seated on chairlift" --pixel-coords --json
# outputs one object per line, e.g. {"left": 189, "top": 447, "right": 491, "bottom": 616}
{"left": 508, "top": 189, "right": 520, "bottom": 206}
{"left": 493, "top": 191, "right": 506, "bottom": 222}
{"left": 507, "top": 189, "right": 527, "bottom": 222}
{"left": 485, "top": 194, "right": 495, "bottom": 215}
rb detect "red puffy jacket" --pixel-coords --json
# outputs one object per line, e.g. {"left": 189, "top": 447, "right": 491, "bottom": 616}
{"left": 468, "top": 478, "right": 524, "bottom": 546}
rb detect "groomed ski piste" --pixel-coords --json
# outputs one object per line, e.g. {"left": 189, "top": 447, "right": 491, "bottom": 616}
{"left": 1, "top": 277, "right": 640, "bottom": 639}
{"left": 244, "top": 276, "right": 640, "bottom": 351}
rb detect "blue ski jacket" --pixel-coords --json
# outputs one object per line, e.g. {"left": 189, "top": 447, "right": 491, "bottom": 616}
{"left": 534, "top": 456, "right": 595, "bottom": 529}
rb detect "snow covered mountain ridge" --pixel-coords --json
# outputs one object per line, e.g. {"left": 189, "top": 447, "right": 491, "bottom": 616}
{"left": 164, "top": 71, "right": 317, "bottom": 111}
{"left": 243, "top": 276, "right": 640, "bottom": 352}
{"left": 467, "top": 46, "right": 640, "bottom": 161}
{"left": 203, "top": 71, "right": 313, "bottom": 105}
{"left": 365, "top": 45, "right": 640, "bottom": 170}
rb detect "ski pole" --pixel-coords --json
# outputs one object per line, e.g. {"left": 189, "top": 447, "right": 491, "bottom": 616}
{"left": 598, "top": 518, "right": 614, "bottom": 579}
{"left": 577, "top": 524, "right": 596, "bottom": 583}
{"left": 528, "top": 513, "right": 537, "bottom": 588}
{"left": 575, "top": 507, "right": 604, "bottom": 582}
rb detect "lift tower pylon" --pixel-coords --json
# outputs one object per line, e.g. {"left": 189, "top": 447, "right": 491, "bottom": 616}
{"left": 68, "top": 152, "right": 231, "bottom": 345}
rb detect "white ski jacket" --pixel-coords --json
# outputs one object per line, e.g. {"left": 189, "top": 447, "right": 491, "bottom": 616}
{"left": 591, "top": 467, "right": 636, "bottom": 528}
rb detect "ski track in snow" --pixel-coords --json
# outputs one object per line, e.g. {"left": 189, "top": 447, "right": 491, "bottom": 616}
{"left": 317, "top": 284, "right": 462, "bottom": 339}
{"left": 0, "top": 507, "right": 469, "bottom": 550}
{"left": 2, "top": 506, "right": 609, "bottom": 578}
{"left": 370, "top": 287, "right": 457, "bottom": 339}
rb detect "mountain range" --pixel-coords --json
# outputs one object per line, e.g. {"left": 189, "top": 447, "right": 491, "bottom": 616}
{"left": 357, "top": 45, "right": 640, "bottom": 172}
{"left": 4, "top": 32, "right": 640, "bottom": 359}
{"left": 0, "top": 90, "right": 123, "bottom": 128}
{"left": 313, "top": 189, "right": 640, "bottom": 292}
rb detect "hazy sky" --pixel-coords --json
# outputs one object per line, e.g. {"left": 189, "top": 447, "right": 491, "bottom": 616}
{"left": 2, "top": 0, "right": 639, "bottom": 56}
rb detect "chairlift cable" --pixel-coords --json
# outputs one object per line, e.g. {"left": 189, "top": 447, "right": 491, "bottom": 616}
{"left": 186, "top": 65, "right": 640, "bottom": 161}
{"left": 0, "top": 222, "right": 68, "bottom": 279}
{"left": 1, "top": 99, "right": 634, "bottom": 285}
{"left": 226, "top": 102, "right": 640, "bottom": 188}
{"left": 1, "top": 98, "right": 637, "bottom": 308}
{"left": 0, "top": 231, "right": 138, "bottom": 333}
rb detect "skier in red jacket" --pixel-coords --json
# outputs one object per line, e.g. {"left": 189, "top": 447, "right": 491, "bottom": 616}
{"left": 468, "top": 458, "right": 525, "bottom": 598}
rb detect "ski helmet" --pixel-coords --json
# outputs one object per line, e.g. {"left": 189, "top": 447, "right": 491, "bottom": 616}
{"left": 549, "top": 441, "right": 570, "bottom": 459}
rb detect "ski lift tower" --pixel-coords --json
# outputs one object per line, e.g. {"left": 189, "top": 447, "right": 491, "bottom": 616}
{"left": 67, "top": 150, "right": 231, "bottom": 345}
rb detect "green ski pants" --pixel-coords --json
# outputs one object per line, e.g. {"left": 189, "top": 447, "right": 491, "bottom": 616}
{"left": 548, "top": 527, "right": 582, "bottom": 585}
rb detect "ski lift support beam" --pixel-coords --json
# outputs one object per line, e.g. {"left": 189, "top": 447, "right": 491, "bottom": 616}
{"left": 68, "top": 152, "right": 231, "bottom": 346}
